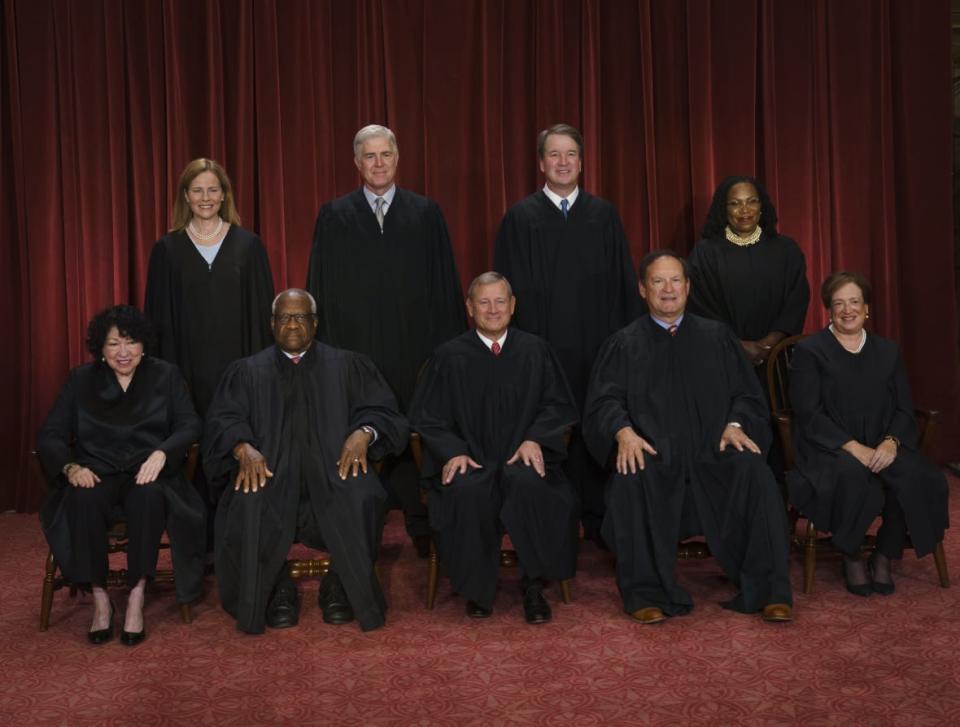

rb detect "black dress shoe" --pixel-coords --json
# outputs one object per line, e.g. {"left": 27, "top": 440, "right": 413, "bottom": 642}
{"left": 869, "top": 553, "right": 896, "bottom": 596}
{"left": 842, "top": 557, "right": 872, "bottom": 597}
{"left": 318, "top": 572, "right": 354, "bottom": 625}
{"left": 120, "top": 627, "right": 147, "bottom": 646}
{"left": 412, "top": 534, "right": 432, "bottom": 559}
{"left": 266, "top": 578, "right": 301, "bottom": 629}
{"left": 88, "top": 601, "right": 115, "bottom": 645}
{"left": 521, "top": 582, "right": 552, "bottom": 625}
{"left": 465, "top": 600, "right": 493, "bottom": 618}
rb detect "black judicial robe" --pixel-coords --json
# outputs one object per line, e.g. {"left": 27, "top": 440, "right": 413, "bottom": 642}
{"left": 203, "top": 343, "right": 409, "bottom": 633}
{"left": 583, "top": 314, "right": 791, "bottom": 614}
{"left": 493, "top": 191, "right": 640, "bottom": 407}
{"left": 36, "top": 358, "right": 205, "bottom": 603}
{"left": 687, "top": 233, "right": 809, "bottom": 341}
{"left": 305, "top": 188, "right": 465, "bottom": 411}
{"left": 144, "top": 226, "right": 274, "bottom": 416}
{"left": 409, "top": 329, "right": 580, "bottom": 607}
{"left": 787, "top": 328, "right": 948, "bottom": 557}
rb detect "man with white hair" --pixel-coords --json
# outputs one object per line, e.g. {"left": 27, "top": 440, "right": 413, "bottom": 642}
{"left": 306, "top": 125, "right": 465, "bottom": 555}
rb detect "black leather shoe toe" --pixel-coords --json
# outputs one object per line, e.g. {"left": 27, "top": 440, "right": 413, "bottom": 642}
{"left": 120, "top": 628, "right": 147, "bottom": 646}
{"left": 465, "top": 600, "right": 493, "bottom": 618}
{"left": 522, "top": 585, "right": 552, "bottom": 625}
{"left": 318, "top": 572, "right": 354, "bottom": 625}
{"left": 267, "top": 579, "right": 301, "bottom": 629}
{"left": 87, "top": 601, "right": 115, "bottom": 645}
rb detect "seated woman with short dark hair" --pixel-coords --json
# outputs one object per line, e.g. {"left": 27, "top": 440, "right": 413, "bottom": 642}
{"left": 787, "top": 272, "right": 948, "bottom": 596}
{"left": 37, "top": 305, "right": 204, "bottom": 645}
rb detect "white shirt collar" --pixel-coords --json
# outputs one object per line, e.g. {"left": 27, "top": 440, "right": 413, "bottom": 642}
{"left": 363, "top": 185, "right": 397, "bottom": 209}
{"left": 281, "top": 343, "right": 312, "bottom": 360}
{"left": 542, "top": 185, "right": 579, "bottom": 211}
{"left": 651, "top": 314, "right": 684, "bottom": 331}
{"left": 476, "top": 330, "right": 508, "bottom": 350}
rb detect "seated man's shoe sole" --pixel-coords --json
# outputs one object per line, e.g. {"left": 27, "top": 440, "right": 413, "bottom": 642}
{"left": 761, "top": 603, "right": 793, "bottom": 622}
{"left": 522, "top": 588, "right": 552, "bottom": 625}
{"left": 266, "top": 583, "right": 300, "bottom": 629}
{"left": 318, "top": 573, "right": 355, "bottom": 625}
{"left": 120, "top": 628, "right": 146, "bottom": 646}
{"left": 630, "top": 607, "right": 666, "bottom": 625}
{"left": 466, "top": 600, "right": 493, "bottom": 618}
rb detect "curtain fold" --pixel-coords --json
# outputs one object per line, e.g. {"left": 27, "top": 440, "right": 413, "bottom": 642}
{"left": 1, "top": 0, "right": 955, "bottom": 511}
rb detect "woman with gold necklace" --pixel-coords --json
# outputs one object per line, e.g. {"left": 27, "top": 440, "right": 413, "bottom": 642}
{"left": 688, "top": 175, "right": 810, "bottom": 369}
{"left": 787, "top": 272, "right": 948, "bottom": 596}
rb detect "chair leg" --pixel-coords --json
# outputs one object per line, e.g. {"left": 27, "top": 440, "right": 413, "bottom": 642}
{"left": 560, "top": 579, "right": 571, "bottom": 604}
{"left": 933, "top": 540, "right": 950, "bottom": 588}
{"left": 179, "top": 603, "right": 193, "bottom": 624}
{"left": 40, "top": 551, "right": 57, "bottom": 631}
{"left": 426, "top": 540, "right": 439, "bottom": 610}
{"left": 803, "top": 520, "right": 817, "bottom": 594}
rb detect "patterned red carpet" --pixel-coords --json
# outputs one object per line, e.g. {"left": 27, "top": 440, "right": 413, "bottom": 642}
{"left": 2, "top": 478, "right": 960, "bottom": 726}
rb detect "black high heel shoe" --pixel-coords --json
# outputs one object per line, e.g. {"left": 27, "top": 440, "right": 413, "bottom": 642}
{"left": 88, "top": 600, "right": 115, "bottom": 645}
{"left": 842, "top": 557, "right": 872, "bottom": 597}
{"left": 869, "top": 553, "right": 896, "bottom": 596}
{"left": 120, "top": 605, "right": 147, "bottom": 646}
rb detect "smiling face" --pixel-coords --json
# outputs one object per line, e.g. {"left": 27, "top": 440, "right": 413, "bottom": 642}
{"left": 466, "top": 280, "right": 516, "bottom": 341}
{"left": 829, "top": 281, "right": 869, "bottom": 336}
{"left": 101, "top": 326, "right": 144, "bottom": 378}
{"left": 184, "top": 170, "right": 224, "bottom": 222}
{"left": 639, "top": 255, "right": 689, "bottom": 324}
{"left": 354, "top": 135, "right": 398, "bottom": 196}
{"left": 271, "top": 292, "right": 318, "bottom": 354}
{"left": 725, "top": 182, "right": 762, "bottom": 236}
{"left": 539, "top": 133, "right": 582, "bottom": 197}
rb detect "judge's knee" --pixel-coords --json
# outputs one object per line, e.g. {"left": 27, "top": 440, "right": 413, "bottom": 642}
{"left": 605, "top": 471, "right": 646, "bottom": 505}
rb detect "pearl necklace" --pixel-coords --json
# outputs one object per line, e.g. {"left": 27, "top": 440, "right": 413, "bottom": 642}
{"left": 725, "top": 225, "right": 762, "bottom": 247}
{"left": 188, "top": 217, "right": 224, "bottom": 241}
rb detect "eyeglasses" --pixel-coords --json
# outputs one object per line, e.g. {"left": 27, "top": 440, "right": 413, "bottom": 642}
{"left": 273, "top": 313, "right": 315, "bottom": 325}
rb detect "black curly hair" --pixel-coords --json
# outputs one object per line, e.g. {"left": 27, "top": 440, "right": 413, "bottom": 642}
{"left": 85, "top": 305, "right": 155, "bottom": 359}
{"left": 700, "top": 175, "right": 779, "bottom": 239}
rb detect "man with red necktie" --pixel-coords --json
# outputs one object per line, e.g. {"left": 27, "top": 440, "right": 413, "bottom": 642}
{"left": 411, "top": 272, "right": 579, "bottom": 624}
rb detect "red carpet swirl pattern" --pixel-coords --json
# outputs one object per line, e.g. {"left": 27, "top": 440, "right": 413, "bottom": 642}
{"left": 2, "top": 476, "right": 960, "bottom": 726}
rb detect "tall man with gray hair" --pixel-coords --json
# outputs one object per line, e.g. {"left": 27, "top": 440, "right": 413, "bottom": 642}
{"left": 306, "top": 125, "right": 465, "bottom": 554}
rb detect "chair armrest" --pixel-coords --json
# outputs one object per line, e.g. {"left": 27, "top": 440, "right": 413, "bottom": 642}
{"left": 915, "top": 408, "right": 939, "bottom": 455}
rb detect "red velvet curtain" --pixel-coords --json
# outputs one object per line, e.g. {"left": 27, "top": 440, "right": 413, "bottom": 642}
{"left": 2, "top": 0, "right": 955, "bottom": 511}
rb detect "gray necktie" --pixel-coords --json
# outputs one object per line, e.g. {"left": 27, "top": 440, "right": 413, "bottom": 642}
{"left": 374, "top": 196, "right": 385, "bottom": 232}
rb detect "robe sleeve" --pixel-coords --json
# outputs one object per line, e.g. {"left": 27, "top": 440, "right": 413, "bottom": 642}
{"left": 582, "top": 334, "right": 635, "bottom": 468}
{"left": 493, "top": 209, "right": 542, "bottom": 334}
{"left": 523, "top": 345, "right": 580, "bottom": 459}
{"left": 305, "top": 208, "right": 328, "bottom": 340}
{"left": 36, "top": 375, "right": 78, "bottom": 485}
{"left": 408, "top": 355, "right": 472, "bottom": 477}
{"left": 788, "top": 345, "right": 855, "bottom": 452}
{"left": 242, "top": 235, "right": 276, "bottom": 354}
{"left": 425, "top": 204, "right": 467, "bottom": 348}
{"left": 144, "top": 240, "right": 179, "bottom": 364}
{"left": 157, "top": 366, "right": 202, "bottom": 470}
{"left": 768, "top": 239, "right": 809, "bottom": 335}
{"left": 347, "top": 354, "right": 410, "bottom": 461}
{"left": 721, "top": 329, "right": 772, "bottom": 451}
{"left": 607, "top": 210, "right": 643, "bottom": 327}
{"left": 202, "top": 361, "right": 259, "bottom": 484}
{"left": 686, "top": 241, "right": 727, "bottom": 323}
{"left": 887, "top": 348, "right": 920, "bottom": 450}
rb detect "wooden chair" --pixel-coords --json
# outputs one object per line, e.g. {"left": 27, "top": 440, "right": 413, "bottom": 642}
{"left": 765, "top": 334, "right": 950, "bottom": 593}
{"left": 286, "top": 458, "right": 388, "bottom": 583}
{"left": 409, "top": 432, "right": 573, "bottom": 609}
{"left": 38, "top": 445, "right": 200, "bottom": 631}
